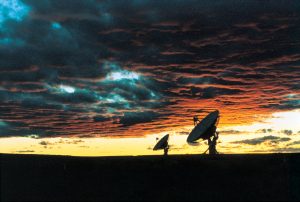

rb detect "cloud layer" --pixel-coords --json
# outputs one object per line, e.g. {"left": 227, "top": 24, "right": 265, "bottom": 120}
{"left": 0, "top": 0, "right": 300, "bottom": 137}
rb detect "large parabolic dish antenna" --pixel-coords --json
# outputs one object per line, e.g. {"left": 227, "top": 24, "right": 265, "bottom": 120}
{"left": 153, "top": 134, "right": 169, "bottom": 151}
{"left": 187, "top": 110, "right": 219, "bottom": 143}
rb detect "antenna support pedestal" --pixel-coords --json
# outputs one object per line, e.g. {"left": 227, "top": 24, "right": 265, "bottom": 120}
{"left": 208, "top": 131, "right": 219, "bottom": 155}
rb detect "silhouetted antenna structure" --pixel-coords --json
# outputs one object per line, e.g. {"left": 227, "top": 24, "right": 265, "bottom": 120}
{"left": 153, "top": 134, "right": 169, "bottom": 156}
{"left": 187, "top": 110, "right": 220, "bottom": 155}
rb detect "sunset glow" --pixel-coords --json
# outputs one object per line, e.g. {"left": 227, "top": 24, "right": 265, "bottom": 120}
{"left": 0, "top": 0, "right": 299, "bottom": 156}
{"left": 1, "top": 109, "right": 299, "bottom": 156}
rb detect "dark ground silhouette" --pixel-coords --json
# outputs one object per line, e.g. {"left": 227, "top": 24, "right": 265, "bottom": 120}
{"left": 1, "top": 153, "right": 300, "bottom": 201}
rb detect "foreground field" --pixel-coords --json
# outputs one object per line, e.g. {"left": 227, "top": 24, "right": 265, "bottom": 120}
{"left": 1, "top": 153, "right": 300, "bottom": 201}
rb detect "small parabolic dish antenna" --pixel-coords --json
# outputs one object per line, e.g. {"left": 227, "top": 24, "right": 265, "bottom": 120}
{"left": 153, "top": 134, "right": 169, "bottom": 150}
{"left": 187, "top": 110, "right": 219, "bottom": 143}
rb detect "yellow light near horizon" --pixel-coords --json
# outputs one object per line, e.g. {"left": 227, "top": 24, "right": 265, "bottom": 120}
{"left": 268, "top": 110, "right": 300, "bottom": 131}
{"left": 0, "top": 109, "right": 299, "bottom": 156}
{"left": 225, "top": 109, "right": 300, "bottom": 133}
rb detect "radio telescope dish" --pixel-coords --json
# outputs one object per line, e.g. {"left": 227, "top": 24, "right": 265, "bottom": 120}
{"left": 153, "top": 134, "right": 169, "bottom": 155}
{"left": 153, "top": 134, "right": 169, "bottom": 150}
{"left": 187, "top": 110, "right": 219, "bottom": 143}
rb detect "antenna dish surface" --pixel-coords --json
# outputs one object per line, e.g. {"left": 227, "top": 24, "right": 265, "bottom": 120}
{"left": 153, "top": 134, "right": 169, "bottom": 150}
{"left": 187, "top": 110, "right": 219, "bottom": 143}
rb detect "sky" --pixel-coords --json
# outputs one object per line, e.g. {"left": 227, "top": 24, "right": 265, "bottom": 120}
{"left": 0, "top": 0, "right": 300, "bottom": 156}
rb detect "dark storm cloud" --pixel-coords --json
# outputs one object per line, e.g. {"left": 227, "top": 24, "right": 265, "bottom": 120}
{"left": 287, "top": 140, "right": 300, "bottom": 146}
{"left": 39, "top": 140, "right": 49, "bottom": 146}
{"left": 93, "top": 115, "right": 111, "bottom": 122}
{"left": 282, "top": 130, "right": 293, "bottom": 136}
{"left": 0, "top": 120, "right": 57, "bottom": 137}
{"left": 232, "top": 135, "right": 291, "bottom": 145}
{"left": 179, "top": 86, "right": 244, "bottom": 99}
{"left": 257, "top": 129, "right": 273, "bottom": 133}
{"left": 16, "top": 150, "right": 35, "bottom": 153}
{"left": 1, "top": 0, "right": 300, "bottom": 137}
{"left": 219, "top": 130, "right": 245, "bottom": 135}
{"left": 118, "top": 111, "right": 161, "bottom": 126}
{"left": 177, "top": 77, "right": 253, "bottom": 86}
{"left": 261, "top": 102, "right": 300, "bottom": 110}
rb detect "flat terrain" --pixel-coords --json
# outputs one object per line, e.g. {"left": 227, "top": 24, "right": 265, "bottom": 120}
{"left": 1, "top": 153, "right": 300, "bottom": 201}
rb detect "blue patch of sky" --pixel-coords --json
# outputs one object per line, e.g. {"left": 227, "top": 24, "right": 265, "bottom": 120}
{"left": 0, "top": 37, "right": 25, "bottom": 46}
{"left": 106, "top": 94, "right": 127, "bottom": 103}
{"left": 59, "top": 85, "right": 75, "bottom": 94}
{"left": 100, "top": 12, "right": 113, "bottom": 24}
{"left": 106, "top": 71, "right": 140, "bottom": 81}
{"left": 0, "top": 0, "right": 30, "bottom": 28}
{"left": 103, "top": 62, "right": 140, "bottom": 82}
{"left": 0, "top": 120, "right": 8, "bottom": 127}
{"left": 102, "top": 62, "right": 160, "bottom": 101}
{"left": 51, "top": 22, "right": 61, "bottom": 29}
{"left": 43, "top": 61, "right": 160, "bottom": 113}
{"left": 107, "top": 108, "right": 116, "bottom": 113}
